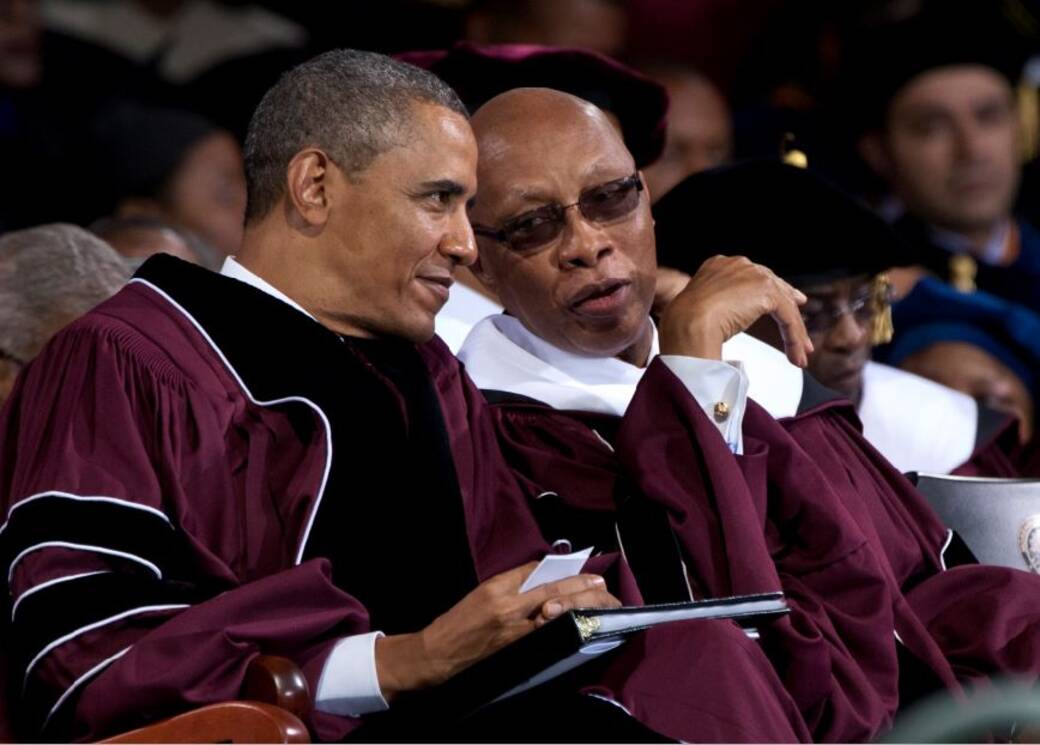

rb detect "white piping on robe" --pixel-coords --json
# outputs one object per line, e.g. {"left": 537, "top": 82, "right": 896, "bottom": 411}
{"left": 130, "top": 278, "right": 334, "bottom": 566}
{"left": 9, "top": 542, "right": 162, "bottom": 584}
{"left": 0, "top": 491, "right": 171, "bottom": 537}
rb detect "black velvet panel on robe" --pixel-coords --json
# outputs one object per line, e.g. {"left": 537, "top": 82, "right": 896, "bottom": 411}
{"left": 134, "top": 256, "right": 478, "bottom": 634}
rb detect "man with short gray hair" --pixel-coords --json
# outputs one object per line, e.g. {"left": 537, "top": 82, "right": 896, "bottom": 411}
{"left": 0, "top": 50, "right": 807, "bottom": 743}
{"left": 0, "top": 223, "right": 129, "bottom": 407}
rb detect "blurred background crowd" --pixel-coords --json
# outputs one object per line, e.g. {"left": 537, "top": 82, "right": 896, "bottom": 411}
{"left": 3, "top": 0, "right": 1040, "bottom": 451}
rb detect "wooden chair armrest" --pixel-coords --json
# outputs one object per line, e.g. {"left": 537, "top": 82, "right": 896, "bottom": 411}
{"left": 100, "top": 701, "right": 309, "bottom": 743}
{"left": 241, "top": 654, "right": 312, "bottom": 721}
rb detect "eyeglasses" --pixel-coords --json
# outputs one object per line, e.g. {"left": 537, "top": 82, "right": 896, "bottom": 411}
{"left": 801, "top": 286, "right": 891, "bottom": 336}
{"left": 472, "top": 173, "right": 644, "bottom": 253}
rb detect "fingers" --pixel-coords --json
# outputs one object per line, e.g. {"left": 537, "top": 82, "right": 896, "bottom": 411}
{"left": 517, "top": 573, "right": 606, "bottom": 614}
{"left": 770, "top": 289, "right": 814, "bottom": 368}
{"left": 535, "top": 588, "right": 622, "bottom": 627}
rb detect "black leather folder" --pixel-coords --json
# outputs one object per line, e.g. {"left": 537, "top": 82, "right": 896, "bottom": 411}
{"left": 419, "top": 591, "right": 789, "bottom": 718}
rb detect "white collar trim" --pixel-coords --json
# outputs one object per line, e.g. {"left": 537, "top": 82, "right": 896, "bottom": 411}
{"left": 458, "top": 315, "right": 804, "bottom": 420}
{"left": 219, "top": 256, "right": 317, "bottom": 322}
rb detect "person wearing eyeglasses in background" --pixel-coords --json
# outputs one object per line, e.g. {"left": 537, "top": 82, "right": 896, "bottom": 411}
{"left": 655, "top": 159, "right": 1036, "bottom": 477}
{"left": 649, "top": 158, "right": 1040, "bottom": 726}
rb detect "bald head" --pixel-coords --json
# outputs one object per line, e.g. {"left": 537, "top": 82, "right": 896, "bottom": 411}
{"left": 467, "top": 86, "right": 657, "bottom": 364}
{"left": 472, "top": 88, "right": 631, "bottom": 186}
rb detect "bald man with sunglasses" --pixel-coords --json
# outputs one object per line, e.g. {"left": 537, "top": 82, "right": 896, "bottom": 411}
{"left": 456, "top": 88, "right": 1006, "bottom": 741}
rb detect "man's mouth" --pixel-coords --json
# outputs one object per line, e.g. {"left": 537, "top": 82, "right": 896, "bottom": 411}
{"left": 417, "top": 274, "right": 454, "bottom": 303}
{"left": 568, "top": 279, "right": 631, "bottom": 317}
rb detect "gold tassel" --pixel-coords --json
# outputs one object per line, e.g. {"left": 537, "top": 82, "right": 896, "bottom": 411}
{"left": 949, "top": 254, "right": 978, "bottom": 293}
{"left": 1018, "top": 83, "right": 1039, "bottom": 162}
{"left": 780, "top": 133, "right": 808, "bottom": 168}
{"left": 871, "top": 273, "right": 894, "bottom": 345}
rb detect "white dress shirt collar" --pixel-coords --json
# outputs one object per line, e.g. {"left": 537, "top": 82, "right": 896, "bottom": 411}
{"left": 219, "top": 256, "right": 317, "bottom": 322}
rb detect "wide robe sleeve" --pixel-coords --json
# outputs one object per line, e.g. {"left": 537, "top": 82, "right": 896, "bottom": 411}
{"left": 791, "top": 405, "right": 1040, "bottom": 693}
{"left": 611, "top": 358, "right": 909, "bottom": 742}
{"left": 0, "top": 320, "right": 375, "bottom": 742}
{"left": 489, "top": 356, "right": 905, "bottom": 742}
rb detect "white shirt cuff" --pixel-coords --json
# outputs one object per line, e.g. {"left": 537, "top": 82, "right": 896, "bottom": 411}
{"left": 314, "top": 631, "right": 389, "bottom": 717}
{"left": 659, "top": 356, "right": 749, "bottom": 455}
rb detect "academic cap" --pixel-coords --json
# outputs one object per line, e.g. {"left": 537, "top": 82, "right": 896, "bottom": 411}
{"left": 396, "top": 41, "right": 669, "bottom": 168}
{"left": 653, "top": 159, "right": 914, "bottom": 286}
{"left": 877, "top": 277, "right": 1040, "bottom": 394}
{"left": 843, "top": 0, "right": 1035, "bottom": 131}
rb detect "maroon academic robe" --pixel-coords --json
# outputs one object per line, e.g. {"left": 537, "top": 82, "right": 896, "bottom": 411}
{"left": 953, "top": 416, "right": 1040, "bottom": 478}
{"left": 0, "top": 255, "right": 808, "bottom": 743}
{"left": 778, "top": 396, "right": 1040, "bottom": 690}
{"left": 488, "top": 359, "right": 919, "bottom": 742}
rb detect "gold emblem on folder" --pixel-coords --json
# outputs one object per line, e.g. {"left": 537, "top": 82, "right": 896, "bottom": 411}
{"left": 1018, "top": 515, "right": 1040, "bottom": 574}
{"left": 575, "top": 615, "right": 602, "bottom": 641}
{"left": 949, "top": 254, "right": 977, "bottom": 293}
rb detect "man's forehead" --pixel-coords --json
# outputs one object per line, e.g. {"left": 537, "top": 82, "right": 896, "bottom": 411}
{"left": 472, "top": 88, "right": 619, "bottom": 150}
{"left": 893, "top": 65, "right": 1012, "bottom": 111}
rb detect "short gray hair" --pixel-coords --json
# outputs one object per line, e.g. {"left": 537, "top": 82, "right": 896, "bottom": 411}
{"left": 243, "top": 49, "right": 467, "bottom": 223}
{"left": 0, "top": 224, "right": 130, "bottom": 361}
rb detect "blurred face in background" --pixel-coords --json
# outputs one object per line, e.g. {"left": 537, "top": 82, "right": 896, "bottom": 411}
{"left": 867, "top": 65, "right": 1020, "bottom": 241}
{"left": 0, "top": 0, "right": 41, "bottom": 89}
{"left": 160, "top": 131, "right": 247, "bottom": 257}
{"left": 644, "top": 70, "right": 732, "bottom": 199}
{"left": 900, "top": 340, "right": 1034, "bottom": 443}
{"left": 799, "top": 275, "right": 876, "bottom": 406}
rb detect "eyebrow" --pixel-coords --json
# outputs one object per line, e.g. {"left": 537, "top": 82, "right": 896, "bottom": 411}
{"left": 417, "top": 179, "right": 468, "bottom": 196}
{"left": 497, "top": 168, "right": 634, "bottom": 216}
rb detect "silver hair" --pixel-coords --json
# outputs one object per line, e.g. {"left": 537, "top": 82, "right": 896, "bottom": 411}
{"left": 243, "top": 48, "right": 468, "bottom": 223}
{"left": 0, "top": 224, "right": 130, "bottom": 361}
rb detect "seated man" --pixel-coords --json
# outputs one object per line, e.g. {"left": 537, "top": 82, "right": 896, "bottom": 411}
{"left": 879, "top": 278, "right": 1040, "bottom": 475}
{"left": 851, "top": 2, "right": 1040, "bottom": 314}
{"left": 459, "top": 88, "right": 1040, "bottom": 739}
{"left": 0, "top": 51, "right": 807, "bottom": 742}
{"left": 459, "top": 87, "right": 952, "bottom": 742}
{"left": 654, "top": 160, "right": 1034, "bottom": 476}
{"left": 0, "top": 223, "right": 129, "bottom": 408}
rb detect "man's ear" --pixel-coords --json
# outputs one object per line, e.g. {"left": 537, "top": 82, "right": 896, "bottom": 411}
{"left": 285, "top": 149, "right": 333, "bottom": 228}
{"left": 857, "top": 132, "right": 891, "bottom": 179}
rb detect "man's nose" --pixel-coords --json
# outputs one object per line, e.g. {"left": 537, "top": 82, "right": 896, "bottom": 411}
{"left": 557, "top": 208, "right": 612, "bottom": 268}
{"left": 954, "top": 118, "right": 989, "bottom": 161}
{"left": 826, "top": 311, "right": 868, "bottom": 350}
{"left": 441, "top": 212, "right": 477, "bottom": 267}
